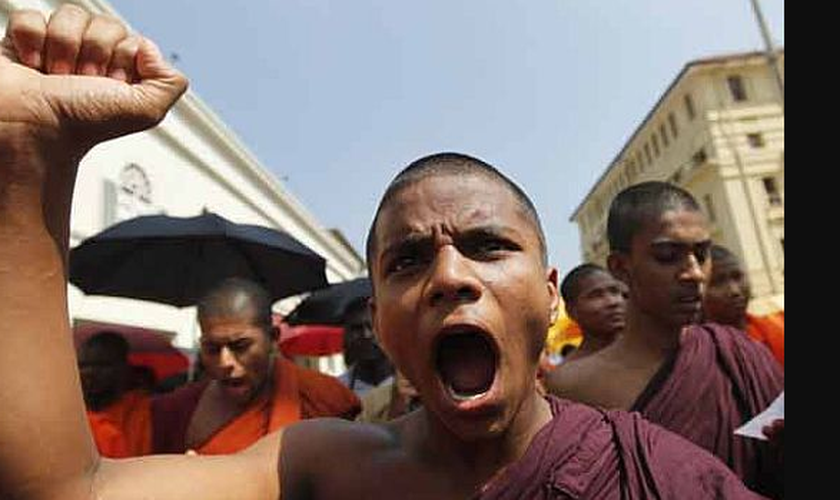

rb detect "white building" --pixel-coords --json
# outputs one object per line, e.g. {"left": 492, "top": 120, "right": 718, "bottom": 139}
{"left": 1, "top": 0, "right": 366, "bottom": 363}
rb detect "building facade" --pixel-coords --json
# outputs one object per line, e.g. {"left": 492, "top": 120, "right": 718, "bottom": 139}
{"left": 571, "top": 50, "right": 784, "bottom": 313}
{"left": 1, "top": 0, "right": 366, "bottom": 360}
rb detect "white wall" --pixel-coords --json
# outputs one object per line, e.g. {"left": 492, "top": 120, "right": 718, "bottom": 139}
{"left": 2, "top": 0, "right": 366, "bottom": 352}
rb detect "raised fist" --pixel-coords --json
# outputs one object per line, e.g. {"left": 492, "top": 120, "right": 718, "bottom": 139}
{"left": 0, "top": 5, "right": 188, "bottom": 148}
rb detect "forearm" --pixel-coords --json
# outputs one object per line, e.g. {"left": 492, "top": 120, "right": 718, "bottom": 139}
{"left": 0, "top": 128, "right": 97, "bottom": 498}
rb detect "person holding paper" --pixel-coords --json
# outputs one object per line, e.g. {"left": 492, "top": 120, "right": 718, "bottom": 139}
{"left": 546, "top": 182, "right": 784, "bottom": 498}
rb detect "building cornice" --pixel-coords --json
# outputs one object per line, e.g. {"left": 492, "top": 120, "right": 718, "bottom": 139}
{"left": 570, "top": 48, "right": 784, "bottom": 221}
{"left": 8, "top": 0, "right": 365, "bottom": 277}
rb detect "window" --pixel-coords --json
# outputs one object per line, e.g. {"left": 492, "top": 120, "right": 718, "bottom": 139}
{"left": 660, "top": 124, "right": 670, "bottom": 148}
{"left": 692, "top": 147, "right": 708, "bottom": 166}
{"left": 703, "top": 194, "right": 717, "bottom": 223}
{"left": 727, "top": 75, "right": 748, "bottom": 102}
{"left": 747, "top": 133, "right": 765, "bottom": 148}
{"left": 763, "top": 177, "right": 782, "bottom": 206}
{"left": 644, "top": 144, "right": 652, "bottom": 165}
{"left": 669, "top": 112, "right": 679, "bottom": 138}
{"left": 684, "top": 93, "right": 696, "bottom": 120}
{"left": 652, "top": 134, "right": 661, "bottom": 157}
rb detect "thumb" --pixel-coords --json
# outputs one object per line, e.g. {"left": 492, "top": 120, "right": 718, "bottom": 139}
{"left": 131, "top": 37, "right": 189, "bottom": 124}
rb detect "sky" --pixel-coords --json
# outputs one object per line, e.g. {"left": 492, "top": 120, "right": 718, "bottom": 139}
{"left": 108, "top": 0, "right": 784, "bottom": 275}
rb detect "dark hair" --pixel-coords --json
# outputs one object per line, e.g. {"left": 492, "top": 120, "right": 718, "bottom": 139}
{"left": 365, "top": 152, "right": 547, "bottom": 275}
{"left": 82, "top": 330, "right": 130, "bottom": 363}
{"left": 560, "top": 263, "right": 608, "bottom": 305}
{"left": 710, "top": 244, "right": 740, "bottom": 265}
{"left": 197, "top": 277, "right": 273, "bottom": 333}
{"left": 607, "top": 181, "right": 702, "bottom": 253}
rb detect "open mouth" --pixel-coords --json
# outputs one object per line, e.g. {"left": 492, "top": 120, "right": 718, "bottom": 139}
{"left": 221, "top": 378, "right": 248, "bottom": 391}
{"left": 435, "top": 329, "right": 498, "bottom": 402}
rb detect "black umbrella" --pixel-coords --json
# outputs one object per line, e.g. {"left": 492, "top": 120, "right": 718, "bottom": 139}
{"left": 70, "top": 212, "right": 328, "bottom": 307}
{"left": 285, "top": 277, "right": 371, "bottom": 325}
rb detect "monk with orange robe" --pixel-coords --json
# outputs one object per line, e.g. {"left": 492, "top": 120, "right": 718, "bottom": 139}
{"left": 78, "top": 331, "right": 152, "bottom": 458}
{"left": 703, "top": 244, "right": 784, "bottom": 366}
{"left": 152, "top": 278, "right": 360, "bottom": 454}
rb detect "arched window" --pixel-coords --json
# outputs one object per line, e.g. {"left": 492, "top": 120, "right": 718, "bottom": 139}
{"left": 120, "top": 164, "right": 153, "bottom": 205}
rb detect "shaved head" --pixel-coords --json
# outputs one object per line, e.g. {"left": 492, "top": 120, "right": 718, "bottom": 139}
{"left": 366, "top": 152, "right": 547, "bottom": 274}
{"left": 197, "top": 277, "right": 273, "bottom": 333}
{"left": 560, "top": 264, "right": 610, "bottom": 305}
{"left": 608, "top": 181, "right": 702, "bottom": 253}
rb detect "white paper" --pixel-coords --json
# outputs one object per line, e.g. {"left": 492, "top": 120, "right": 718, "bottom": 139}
{"left": 734, "top": 392, "right": 784, "bottom": 441}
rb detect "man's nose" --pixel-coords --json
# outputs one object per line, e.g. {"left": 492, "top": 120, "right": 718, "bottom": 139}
{"left": 679, "top": 254, "right": 706, "bottom": 283}
{"left": 424, "top": 246, "right": 482, "bottom": 308}
{"left": 219, "top": 346, "right": 237, "bottom": 371}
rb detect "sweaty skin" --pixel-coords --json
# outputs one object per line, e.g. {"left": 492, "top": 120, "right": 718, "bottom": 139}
{"left": 0, "top": 8, "right": 772, "bottom": 500}
{"left": 1, "top": 10, "right": 558, "bottom": 498}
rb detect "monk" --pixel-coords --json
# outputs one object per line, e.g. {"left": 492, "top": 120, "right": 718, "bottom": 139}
{"left": 339, "top": 297, "right": 394, "bottom": 395}
{"left": 78, "top": 331, "right": 152, "bottom": 458}
{"left": 152, "top": 277, "right": 361, "bottom": 454}
{"left": 0, "top": 7, "right": 766, "bottom": 499}
{"left": 545, "top": 182, "right": 784, "bottom": 498}
{"left": 703, "top": 244, "right": 784, "bottom": 366}
{"left": 557, "top": 264, "right": 626, "bottom": 362}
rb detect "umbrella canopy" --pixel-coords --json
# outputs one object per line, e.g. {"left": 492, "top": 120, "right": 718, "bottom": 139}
{"left": 70, "top": 212, "right": 328, "bottom": 307}
{"left": 285, "top": 277, "right": 372, "bottom": 326}
{"left": 276, "top": 318, "right": 344, "bottom": 357}
{"left": 73, "top": 321, "right": 189, "bottom": 382}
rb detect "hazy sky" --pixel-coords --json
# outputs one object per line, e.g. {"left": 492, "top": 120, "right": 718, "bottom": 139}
{"left": 108, "top": 0, "right": 784, "bottom": 274}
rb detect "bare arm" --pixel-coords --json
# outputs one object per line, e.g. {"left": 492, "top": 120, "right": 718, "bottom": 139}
{"left": 93, "top": 432, "right": 282, "bottom": 500}
{"left": 0, "top": 6, "right": 280, "bottom": 499}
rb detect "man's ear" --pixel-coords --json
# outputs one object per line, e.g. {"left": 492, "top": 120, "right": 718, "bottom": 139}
{"left": 607, "top": 252, "right": 630, "bottom": 285}
{"left": 368, "top": 297, "right": 386, "bottom": 350}
{"left": 546, "top": 267, "right": 560, "bottom": 324}
{"left": 269, "top": 325, "right": 281, "bottom": 343}
{"left": 566, "top": 301, "right": 579, "bottom": 324}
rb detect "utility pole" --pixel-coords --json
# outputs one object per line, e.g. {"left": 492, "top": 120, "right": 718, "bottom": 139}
{"left": 749, "top": 0, "right": 784, "bottom": 109}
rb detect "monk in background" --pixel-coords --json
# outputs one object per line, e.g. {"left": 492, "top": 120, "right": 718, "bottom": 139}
{"left": 557, "top": 263, "right": 626, "bottom": 362}
{"left": 78, "top": 331, "right": 152, "bottom": 458}
{"left": 339, "top": 296, "right": 395, "bottom": 395}
{"left": 703, "top": 244, "right": 784, "bottom": 366}
{"left": 0, "top": 7, "right": 765, "bottom": 499}
{"left": 152, "top": 277, "right": 360, "bottom": 454}
{"left": 546, "top": 182, "right": 784, "bottom": 498}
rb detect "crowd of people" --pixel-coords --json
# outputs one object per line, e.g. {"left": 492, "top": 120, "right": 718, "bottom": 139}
{"left": 0, "top": 5, "right": 782, "bottom": 499}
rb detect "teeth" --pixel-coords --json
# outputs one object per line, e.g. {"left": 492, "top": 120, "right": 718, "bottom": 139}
{"left": 447, "top": 384, "right": 488, "bottom": 402}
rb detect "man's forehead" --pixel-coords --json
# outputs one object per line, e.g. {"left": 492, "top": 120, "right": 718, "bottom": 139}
{"left": 580, "top": 270, "right": 617, "bottom": 288}
{"left": 377, "top": 175, "right": 526, "bottom": 234}
{"left": 712, "top": 258, "right": 743, "bottom": 273}
{"left": 640, "top": 209, "right": 709, "bottom": 242}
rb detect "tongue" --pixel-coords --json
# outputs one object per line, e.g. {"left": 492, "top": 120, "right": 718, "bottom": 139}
{"left": 437, "top": 334, "right": 496, "bottom": 395}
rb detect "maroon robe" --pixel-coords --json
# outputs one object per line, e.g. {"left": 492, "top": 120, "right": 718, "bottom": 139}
{"left": 631, "top": 323, "right": 784, "bottom": 498}
{"left": 477, "top": 397, "right": 764, "bottom": 499}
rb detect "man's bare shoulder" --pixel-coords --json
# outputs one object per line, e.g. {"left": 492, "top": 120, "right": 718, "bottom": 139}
{"left": 285, "top": 416, "right": 402, "bottom": 456}
{"left": 546, "top": 355, "right": 605, "bottom": 402}
{"left": 279, "top": 416, "right": 414, "bottom": 499}
{"left": 545, "top": 348, "right": 639, "bottom": 410}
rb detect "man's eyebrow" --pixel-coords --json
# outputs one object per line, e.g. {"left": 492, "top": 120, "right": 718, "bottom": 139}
{"left": 380, "top": 232, "right": 432, "bottom": 259}
{"left": 460, "top": 224, "right": 518, "bottom": 238}
{"left": 650, "top": 238, "right": 712, "bottom": 248}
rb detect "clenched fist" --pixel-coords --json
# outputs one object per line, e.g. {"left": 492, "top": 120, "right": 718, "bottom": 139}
{"left": 0, "top": 4, "right": 188, "bottom": 148}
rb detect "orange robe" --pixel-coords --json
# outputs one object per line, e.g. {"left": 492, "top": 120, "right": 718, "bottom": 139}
{"left": 152, "top": 357, "right": 361, "bottom": 455}
{"left": 87, "top": 390, "right": 152, "bottom": 458}
{"left": 746, "top": 312, "right": 784, "bottom": 366}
